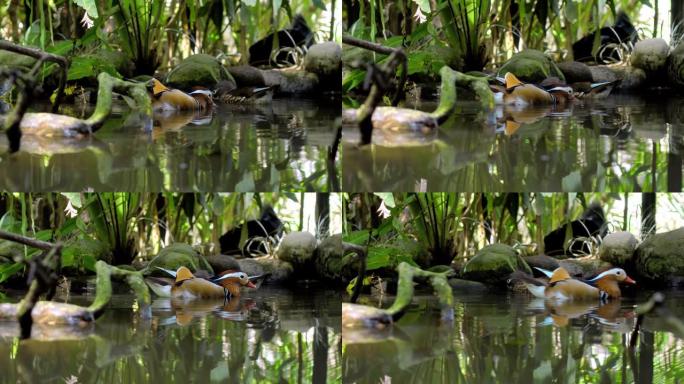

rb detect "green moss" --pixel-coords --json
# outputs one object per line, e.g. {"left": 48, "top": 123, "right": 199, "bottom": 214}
{"left": 462, "top": 244, "right": 531, "bottom": 286}
{"left": 497, "top": 49, "right": 565, "bottom": 83}
{"left": 635, "top": 227, "right": 684, "bottom": 281}
{"left": 165, "top": 54, "right": 235, "bottom": 90}
{"left": 144, "top": 243, "right": 213, "bottom": 275}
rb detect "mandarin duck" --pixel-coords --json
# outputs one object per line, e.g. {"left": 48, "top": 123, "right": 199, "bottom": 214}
{"left": 491, "top": 73, "right": 574, "bottom": 106}
{"left": 145, "top": 266, "right": 259, "bottom": 299}
{"left": 511, "top": 267, "right": 612, "bottom": 302}
{"left": 148, "top": 79, "right": 214, "bottom": 111}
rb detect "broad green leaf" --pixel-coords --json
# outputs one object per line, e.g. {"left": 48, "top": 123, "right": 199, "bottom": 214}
{"left": 74, "top": 0, "right": 99, "bottom": 18}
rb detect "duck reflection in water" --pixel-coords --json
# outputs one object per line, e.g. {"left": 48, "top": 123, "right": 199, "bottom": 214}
{"left": 150, "top": 108, "right": 214, "bottom": 139}
{"left": 491, "top": 102, "right": 573, "bottom": 136}
{"left": 152, "top": 297, "right": 257, "bottom": 327}
{"left": 530, "top": 299, "right": 636, "bottom": 332}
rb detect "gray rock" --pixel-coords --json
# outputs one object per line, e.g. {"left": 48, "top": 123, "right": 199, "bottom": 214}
{"left": 165, "top": 54, "right": 235, "bottom": 90}
{"left": 204, "top": 254, "right": 241, "bottom": 272}
{"left": 263, "top": 68, "right": 319, "bottom": 94}
{"left": 558, "top": 257, "right": 612, "bottom": 279}
{"left": 588, "top": 66, "right": 619, "bottom": 83}
{"left": 304, "top": 42, "right": 342, "bottom": 78}
{"left": 226, "top": 65, "right": 266, "bottom": 87}
{"left": 496, "top": 49, "right": 565, "bottom": 83}
{"left": 634, "top": 227, "right": 684, "bottom": 281}
{"left": 523, "top": 254, "right": 560, "bottom": 272}
{"left": 237, "top": 256, "right": 294, "bottom": 284}
{"left": 612, "top": 65, "right": 647, "bottom": 90}
{"left": 631, "top": 38, "right": 670, "bottom": 72}
{"left": 447, "top": 278, "right": 488, "bottom": 292}
{"left": 599, "top": 231, "right": 638, "bottom": 266}
{"left": 461, "top": 244, "right": 531, "bottom": 286}
{"left": 277, "top": 231, "right": 317, "bottom": 265}
{"left": 556, "top": 61, "right": 593, "bottom": 83}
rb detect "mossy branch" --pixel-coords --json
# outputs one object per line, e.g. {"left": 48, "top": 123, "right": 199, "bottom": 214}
{"left": 85, "top": 73, "right": 151, "bottom": 129}
{"left": 386, "top": 262, "right": 453, "bottom": 317}
{"left": 88, "top": 260, "right": 151, "bottom": 317}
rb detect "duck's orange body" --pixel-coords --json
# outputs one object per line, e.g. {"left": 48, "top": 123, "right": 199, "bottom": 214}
{"left": 149, "top": 79, "right": 214, "bottom": 111}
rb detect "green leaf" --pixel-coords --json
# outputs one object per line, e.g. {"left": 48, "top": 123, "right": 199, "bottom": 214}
{"left": 411, "top": 0, "right": 431, "bottom": 13}
{"left": 374, "top": 193, "right": 395, "bottom": 208}
{"left": 74, "top": 0, "right": 99, "bottom": 18}
{"left": 342, "top": 69, "right": 366, "bottom": 92}
{"left": 61, "top": 247, "right": 76, "bottom": 268}
{"left": 83, "top": 254, "right": 97, "bottom": 272}
{"left": 67, "top": 56, "right": 122, "bottom": 81}
{"left": 0, "top": 263, "right": 23, "bottom": 283}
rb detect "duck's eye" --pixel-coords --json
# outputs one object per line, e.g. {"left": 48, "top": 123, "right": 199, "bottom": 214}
{"left": 617, "top": 271, "right": 622, "bottom": 275}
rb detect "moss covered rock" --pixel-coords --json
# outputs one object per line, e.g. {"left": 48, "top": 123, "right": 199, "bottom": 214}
{"left": 631, "top": 38, "right": 669, "bottom": 73}
{"left": 304, "top": 42, "right": 342, "bottom": 78}
{"left": 461, "top": 244, "right": 531, "bottom": 286}
{"left": 634, "top": 227, "right": 684, "bottom": 281}
{"left": 165, "top": 54, "right": 235, "bottom": 90}
{"left": 599, "top": 231, "right": 638, "bottom": 266}
{"left": 668, "top": 43, "right": 684, "bottom": 87}
{"left": 144, "top": 243, "right": 213, "bottom": 275}
{"left": 315, "top": 234, "right": 359, "bottom": 281}
{"left": 277, "top": 231, "right": 317, "bottom": 266}
{"left": 496, "top": 49, "right": 565, "bottom": 83}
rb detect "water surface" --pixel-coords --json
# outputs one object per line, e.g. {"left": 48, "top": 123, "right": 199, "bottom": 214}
{"left": 343, "top": 94, "right": 684, "bottom": 192}
{"left": 0, "top": 98, "right": 340, "bottom": 191}
{"left": 0, "top": 287, "right": 341, "bottom": 383}
{"left": 343, "top": 290, "right": 684, "bottom": 383}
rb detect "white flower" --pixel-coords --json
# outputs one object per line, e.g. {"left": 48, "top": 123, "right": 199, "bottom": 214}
{"left": 64, "top": 201, "right": 78, "bottom": 218}
{"left": 81, "top": 13, "right": 94, "bottom": 29}
{"left": 414, "top": 8, "right": 427, "bottom": 23}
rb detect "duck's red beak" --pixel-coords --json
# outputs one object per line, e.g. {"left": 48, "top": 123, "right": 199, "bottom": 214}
{"left": 624, "top": 276, "right": 636, "bottom": 285}
{"left": 246, "top": 281, "right": 257, "bottom": 289}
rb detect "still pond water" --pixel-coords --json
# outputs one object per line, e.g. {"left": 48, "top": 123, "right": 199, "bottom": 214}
{"left": 0, "top": 287, "right": 341, "bottom": 383}
{"left": 343, "top": 95, "right": 684, "bottom": 192}
{"left": 0, "top": 98, "right": 339, "bottom": 191}
{"left": 343, "top": 291, "right": 684, "bottom": 384}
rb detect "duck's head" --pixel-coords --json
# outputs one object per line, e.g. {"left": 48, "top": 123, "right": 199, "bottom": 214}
{"left": 189, "top": 89, "right": 215, "bottom": 110}
{"left": 175, "top": 266, "right": 195, "bottom": 283}
{"left": 588, "top": 268, "right": 636, "bottom": 285}
{"left": 547, "top": 86, "right": 575, "bottom": 104}
{"left": 215, "top": 271, "right": 258, "bottom": 289}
